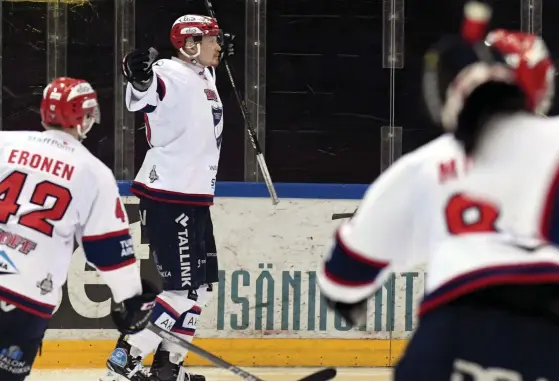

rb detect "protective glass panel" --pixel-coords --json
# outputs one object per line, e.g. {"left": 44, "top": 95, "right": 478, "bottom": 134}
{"left": 4, "top": 0, "right": 559, "bottom": 375}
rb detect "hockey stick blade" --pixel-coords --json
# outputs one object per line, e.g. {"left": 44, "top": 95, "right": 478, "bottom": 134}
{"left": 147, "top": 323, "right": 335, "bottom": 381}
{"left": 332, "top": 213, "right": 354, "bottom": 220}
{"left": 298, "top": 367, "right": 337, "bottom": 381}
{"left": 147, "top": 322, "right": 263, "bottom": 380}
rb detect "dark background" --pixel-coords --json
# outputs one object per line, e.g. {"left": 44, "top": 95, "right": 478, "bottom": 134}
{"left": 4, "top": 0, "right": 559, "bottom": 185}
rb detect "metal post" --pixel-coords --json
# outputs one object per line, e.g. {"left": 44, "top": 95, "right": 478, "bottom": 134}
{"left": 381, "top": 0, "right": 404, "bottom": 175}
{"left": 114, "top": 0, "right": 136, "bottom": 180}
{"left": 46, "top": 0, "right": 68, "bottom": 82}
{"left": 380, "top": 126, "right": 402, "bottom": 173}
{"left": 521, "top": 0, "right": 543, "bottom": 35}
{"left": 244, "top": 0, "right": 267, "bottom": 181}
{"left": 382, "top": 0, "right": 404, "bottom": 364}
{"left": 382, "top": 0, "right": 404, "bottom": 69}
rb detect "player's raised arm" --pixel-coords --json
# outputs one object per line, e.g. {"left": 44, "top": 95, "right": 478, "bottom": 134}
{"left": 122, "top": 47, "right": 175, "bottom": 113}
{"left": 79, "top": 168, "right": 159, "bottom": 332}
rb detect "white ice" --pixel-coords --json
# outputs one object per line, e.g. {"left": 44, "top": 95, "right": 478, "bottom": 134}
{"left": 28, "top": 367, "right": 393, "bottom": 381}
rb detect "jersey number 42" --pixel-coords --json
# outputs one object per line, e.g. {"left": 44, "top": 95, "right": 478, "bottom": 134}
{"left": 0, "top": 171, "right": 72, "bottom": 237}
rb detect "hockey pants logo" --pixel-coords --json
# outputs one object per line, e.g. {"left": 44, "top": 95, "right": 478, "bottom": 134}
{"left": 451, "top": 359, "right": 541, "bottom": 381}
{"left": 176, "top": 213, "right": 192, "bottom": 288}
{"left": 0, "top": 346, "right": 30, "bottom": 375}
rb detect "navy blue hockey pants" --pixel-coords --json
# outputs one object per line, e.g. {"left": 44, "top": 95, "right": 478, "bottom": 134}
{"left": 139, "top": 197, "right": 219, "bottom": 291}
{"left": 394, "top": 303, "right": 559, "bottom": 380}
{"left": 0, "top": 304, "right": 48, "bottom": 380}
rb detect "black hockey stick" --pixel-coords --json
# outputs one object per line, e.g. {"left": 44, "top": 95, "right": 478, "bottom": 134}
{"left": 332, "top": 213, "right": 354, "bottom": 220}
{"left": 147, "top": 323, "right": 336, "bottom": 381}
{"left": 202, "top": 0, "right": 279, "bottom": 205}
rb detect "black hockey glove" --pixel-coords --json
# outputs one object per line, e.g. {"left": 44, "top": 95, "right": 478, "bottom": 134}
{"left": 219, "top": 32, "right": 235, "bottom": 62}
{"left": 122, "top": 47, "right": 159, "bottom": 90}
{"left": 325, "top": 298, "right": 368, "bottom": 327}
{"left": 111, "top": 279, "right": 160, "bottom": 335}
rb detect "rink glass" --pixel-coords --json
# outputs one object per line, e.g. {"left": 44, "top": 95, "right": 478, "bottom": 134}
{"left": 2, "top": 0, "right": 558, "bottom": 366}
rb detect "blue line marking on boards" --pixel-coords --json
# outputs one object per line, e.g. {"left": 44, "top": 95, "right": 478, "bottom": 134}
{"left": 117, "top": 181, "right": 369, "bottom": 200}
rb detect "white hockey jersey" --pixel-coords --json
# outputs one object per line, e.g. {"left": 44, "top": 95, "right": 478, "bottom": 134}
{"left": 0, "top": 130, "right": 141, "bottom": 318}
{"left": 420, "top": 113, "right": 559, "bottom": 315}
{"left": 319, "top": 113, "right": 559, "bottom": 317}
{"left": 126, "top": 58, "right": 223, "bottom": 205}
{"left": 317, "top": 134, "right": 467, "bottom": 304}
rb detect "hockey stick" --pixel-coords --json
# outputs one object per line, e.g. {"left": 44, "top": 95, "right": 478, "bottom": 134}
{"left": 331, "top": 213, "right": 354, "bottom": 220}
{"left": 147, "top": 323, "right": 336, "bottom": 381}
{"left": 202, "top": 0, "right": 279, "bottom": 205}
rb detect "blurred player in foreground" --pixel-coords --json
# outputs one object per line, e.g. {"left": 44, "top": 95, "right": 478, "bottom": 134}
{"left": 318, "top": 1, "right": 559, "bottom": 380}
{"left": 0, "top": 77, "right": 158, "bottom": 380}
{"left": 105, "top": 15, "right": 234, "bottom": 381}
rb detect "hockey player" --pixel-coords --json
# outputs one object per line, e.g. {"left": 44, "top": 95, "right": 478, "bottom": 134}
{"left": 317, "top": 2, "right": 559, "bottom": 380}
{"left": 0, "top": 76, "right": 159, "bottom": 380}
{"left": 396, "top": 26, "right": 559, "bottom": 379}
{"left": 105, "top": 15, "right": 234, "bottom": 381}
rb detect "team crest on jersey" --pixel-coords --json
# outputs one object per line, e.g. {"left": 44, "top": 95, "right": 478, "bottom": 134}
{"left": 212, "top": 106, "right": 223, "bottom": 149}
{"left": 149, "top": 165, "right": 159, "bottom": 183}
{"left": 36, "top": 273, "right": 53, "bottom": 295}
{"left": 204, "top": 89, "right": 218, "bottom": 101}
{"left": 0, "top": 251, "right": 18, "bottom": 275}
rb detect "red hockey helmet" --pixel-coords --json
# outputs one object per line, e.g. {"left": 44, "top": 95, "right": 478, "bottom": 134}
{"left": 485, "top": 29, "right": 555, "bottom": 115}
{"left": 423, "top": 2, "right": 556, "bottom": 131}
{"left": 170, "top": 15, "right": 221, "bottom": 51}
{"left": 40, "top": 77, "right": 100, "bottom": 139}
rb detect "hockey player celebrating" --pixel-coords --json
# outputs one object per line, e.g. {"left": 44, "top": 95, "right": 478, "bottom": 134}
{"left": 0, "top": 77, "right": 158, "bottom": 380}
{"left": 318, "top": 1, "right": 559, "bottom": 380}
{"left": 105, "top": 15, "right": 234, "bottom": 381}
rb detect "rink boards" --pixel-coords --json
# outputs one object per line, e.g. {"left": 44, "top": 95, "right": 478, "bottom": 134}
{"left": 38, "top": 182, "right": 423, "bottom": 368}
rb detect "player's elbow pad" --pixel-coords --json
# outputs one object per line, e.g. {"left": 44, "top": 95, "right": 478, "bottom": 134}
{"left": 82, "top": 230, "right": 135, "bottom": 272}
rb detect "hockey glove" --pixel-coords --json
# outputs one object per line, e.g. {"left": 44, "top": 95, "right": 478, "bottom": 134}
{"left": 325, "top": 298, "right": 368, "bottom": 327}
{"left": 111, "top": 279, "right": 160, "bottom": 335}
{"left": 122, "top": 47, "right": 159, "bottom": 90}
{"left": 219, "top": 33, "right": 235, "bottom": 62}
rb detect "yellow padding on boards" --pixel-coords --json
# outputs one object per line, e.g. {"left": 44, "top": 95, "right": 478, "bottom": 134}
{"left": 34, "top": 339, "right": 408, "bottom": 369}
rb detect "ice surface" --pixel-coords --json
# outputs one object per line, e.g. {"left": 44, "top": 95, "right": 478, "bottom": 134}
{"left": 28, "top": 367, "right": 393, "bottom": 381}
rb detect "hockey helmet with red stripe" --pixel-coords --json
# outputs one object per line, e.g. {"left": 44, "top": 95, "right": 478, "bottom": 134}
{"left": 422, "top": 1, "right": 555, "bottom": 132}
{"left": 485, "top": 29, "right": 555, "bottom": 116}
{"left": 170, "top": 15, "right": 221, "bottom": 51}
{"left": 40, "top": 77, "right": 100, "bottom": 140}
